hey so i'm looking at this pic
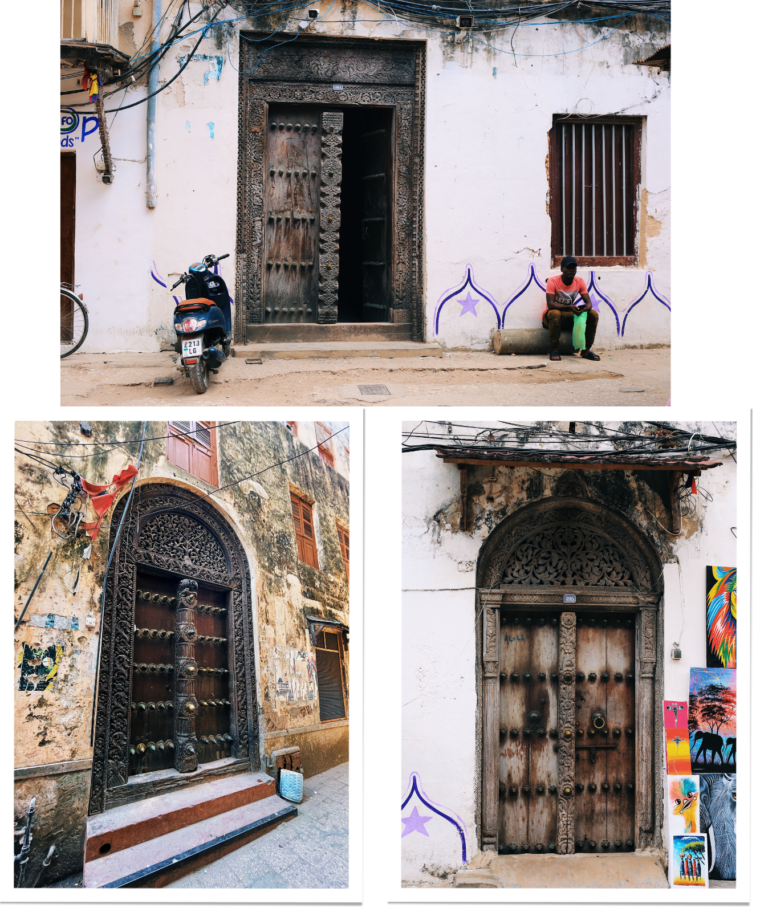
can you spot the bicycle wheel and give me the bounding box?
[60,288,89,358]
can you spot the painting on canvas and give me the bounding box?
[688,667,736,774]
[663,700,688,729]
[667,775,700,834]
[706,566,736,668]
[700,774,736,881]
[671,835,709,887]
[665,729,691,775]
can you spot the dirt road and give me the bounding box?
[61,349,669,407]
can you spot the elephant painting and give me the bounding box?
[691,731,725,769]
[723,737,736,765]
[699,774,736,881]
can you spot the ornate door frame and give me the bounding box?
[89,483,259,815]
[235,35,426,342]
[476,496,665,855]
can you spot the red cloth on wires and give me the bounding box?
[80,465,139,538]
[690,475,697,495]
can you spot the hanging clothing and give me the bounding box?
[80,465,139,538]
[81,66,101,102]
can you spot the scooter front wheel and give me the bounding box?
[188,358,209,394]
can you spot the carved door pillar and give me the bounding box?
[174,579,200,773]
[481,603,500,852]
[636,607,657,846]
[557,611,577,854]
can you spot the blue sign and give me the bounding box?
[563,594,576,604]
[60,107,99,147]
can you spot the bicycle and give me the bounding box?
[60,283,89,358]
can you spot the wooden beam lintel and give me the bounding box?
[442,457,704,474]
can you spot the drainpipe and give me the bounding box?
[146,0,161,208]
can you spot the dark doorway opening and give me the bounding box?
[61,152,76,340]
[338,106,393,323]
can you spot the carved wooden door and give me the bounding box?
[263,106,342,324]
[498,609,636,855]
[128,571,233,778]
[359,109,392,322]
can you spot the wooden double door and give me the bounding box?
[498,609,636,854]
[128,571,233,777]
[263,105,392,324]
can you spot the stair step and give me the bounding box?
[234,340,442,360]
[246,322,413,343]
[84,794,295,888]
[85,770,276,862]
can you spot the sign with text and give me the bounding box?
[60,108,100,147]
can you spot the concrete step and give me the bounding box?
[84,793,295,888]
[85,770,276,863]
[246,322,413,342]
[233,340,442,360]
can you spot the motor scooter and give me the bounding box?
[170,253,232,394]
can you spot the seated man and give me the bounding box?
[542,256,600,362]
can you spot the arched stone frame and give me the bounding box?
[88,482,259,815]
[474,496,665,856]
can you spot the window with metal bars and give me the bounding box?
[550,117,642,267]
[291,492,319,569]
[315,629,347,722]
[336,523,349,582]
[166,421,218,486]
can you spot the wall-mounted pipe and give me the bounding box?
[146,0,161,208]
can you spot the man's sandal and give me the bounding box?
[581,350,601,361]
[550,351,561,361]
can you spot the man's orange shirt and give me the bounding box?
[543,275,589,317]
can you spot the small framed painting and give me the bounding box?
[671,834,709,888]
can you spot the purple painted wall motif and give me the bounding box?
[401,771,468,863]
[434,265,501,335]
[621,271,671,336]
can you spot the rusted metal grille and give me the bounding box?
[551,119,642,266]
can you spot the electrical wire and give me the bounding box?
[15,422,241,450]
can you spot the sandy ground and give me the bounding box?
[61,348,670,407]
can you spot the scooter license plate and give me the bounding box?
[182,338,203,359]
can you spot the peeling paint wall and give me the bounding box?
[401,421,736,885]
[14,420,349,884]
[62,1,669,352]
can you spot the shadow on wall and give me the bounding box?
[434,262,670,343]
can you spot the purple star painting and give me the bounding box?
[401,772,468,862]
[457,291,479,317]
[401,806,433,837]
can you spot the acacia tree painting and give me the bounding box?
[688,668,736,773]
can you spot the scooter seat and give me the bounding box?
[176,298,216,311]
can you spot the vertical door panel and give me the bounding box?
[605,617,636,848]
[574,621,607,849]
[359,110,392,321]
[264,106,321,323]
[526,617,559,851]
[499,614,530,850]
[60,153,76,341]
[194,586,233,764]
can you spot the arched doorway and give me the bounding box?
[89,483,258,815]
[476,496,664,857]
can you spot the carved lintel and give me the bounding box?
[488,587,658,608]
[174,579,199,773]
[557,611,576,854]
[317,111,342,324]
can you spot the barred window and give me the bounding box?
[550,117,642,267]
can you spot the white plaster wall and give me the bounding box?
[64,2,669,352]
[401,422,736,882]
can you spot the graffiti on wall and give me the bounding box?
[401,772,468,863]
[706,566,736,669]
[273,646,317,704]
[434,262,670,338]
[17,645,65,692]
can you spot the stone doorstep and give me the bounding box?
[84,794,295,889]
[245,322,413,343]
[85,771,276,862]
[454,853,668,889]
[233,341,443,360]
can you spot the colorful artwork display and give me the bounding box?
[667,776,700,834]
[700,774,736,881]
[665,729,692,775]
[671,835,708,888]
[706,567,736,668]
[688,668,736,773]
[664,700,688,729]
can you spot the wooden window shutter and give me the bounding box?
[291,492,319,569]
[316,422,335,469]
[167,421,218,486]
[337,524,349,582]
[315,635,346,722]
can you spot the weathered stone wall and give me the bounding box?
[14,420,349,884]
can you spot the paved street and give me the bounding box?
[167,762,349,889]
[61,349,670,407]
